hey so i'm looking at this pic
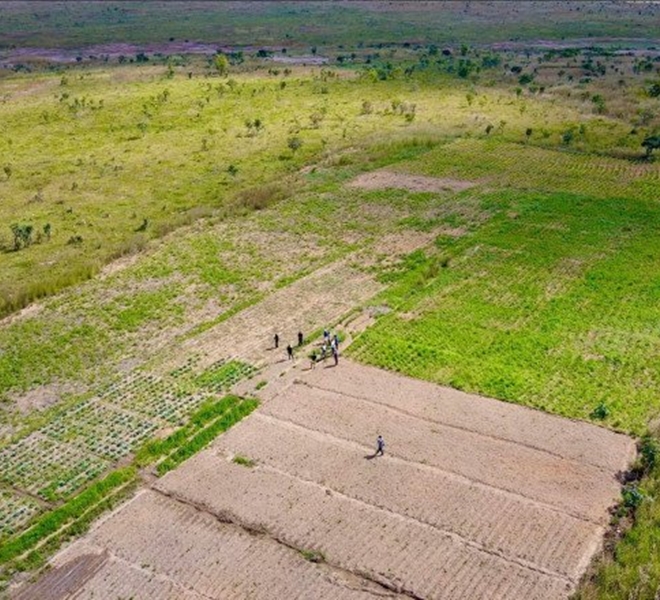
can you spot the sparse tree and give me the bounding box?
[214,53,229,77]
[287,136,302,153]
[10,223,33,250]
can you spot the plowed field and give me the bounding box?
[15,361,634,600]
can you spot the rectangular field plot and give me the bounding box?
[0,433,110,501]
[41,400,157,461]
[20,362,635,600]
[54,490,387,600]
[0,491,40,538]
[102,373,208,425]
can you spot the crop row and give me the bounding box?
[0,434,110,502]
[195,360,259,393]
[41,400,157,462]
[0,358,258,545]
[0,394,258,582]
[0,467,137,576]
[349,187,660,434]
[157,397,259,475]
[0,492,40,539]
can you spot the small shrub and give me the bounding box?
[10,223,34,250]
[622,484,644,511]
[299,549,325,563]
[287,136,303,153]
[66,235,83,246]
[640,435,659,472]
[590,401,610,420]
[234,184,287,212]
[232,455,255,468]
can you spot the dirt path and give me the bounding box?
[16,360,634,600]
[156,258,384,375]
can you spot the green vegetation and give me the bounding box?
[157,398,258,475]
[348,141,660,434]
[134,394,241,467]
[232,455,256,468]
[0,392,256,584]
[2,3,660,597]
[0,467,135,571]
[1,2,658,50]
[299,548,326,563]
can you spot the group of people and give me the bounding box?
[272,328,340,367]
[271,328,385,458]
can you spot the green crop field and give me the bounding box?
[1,1,660,598]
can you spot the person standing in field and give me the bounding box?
[287,343,294,360]
[375,435,385,456]
[298,331,304,346]
[274,333,279,349]
[332,345,339,366]
[310,349,317,369]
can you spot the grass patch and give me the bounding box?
[134,395,240,468]
[232,455,256,468]
[299,548,326,563]
[157,398,258,475]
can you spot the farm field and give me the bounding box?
[2,1,660,598]
[14,362,634,600]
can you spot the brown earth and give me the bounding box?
[15,360,635,600]
[348,171,477,194]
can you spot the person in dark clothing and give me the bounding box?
[375,435,385,456]
[274,333,279,349]
[332,346,339,366]
[298,331,304,346]
[287,343,294,360]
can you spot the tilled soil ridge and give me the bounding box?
[15,362,634,600]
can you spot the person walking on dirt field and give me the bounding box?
[375,435,385,456]
[332,345,339,366]
[298,331,304,346]
[287,343,294,360]
[274,333,279,349]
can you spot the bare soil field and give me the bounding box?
[16,360,634,600]
[348,171,477,194]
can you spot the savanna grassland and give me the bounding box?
[1,1,660,598]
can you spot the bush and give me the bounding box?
[234,183,288,212]
[622,484,644,511]
[640,435,659,472]
[591,401,610,420]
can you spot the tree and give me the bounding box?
[642,135,660,157]
[287,136,302,153]
[10,223,33,250]
[214,53,229,77]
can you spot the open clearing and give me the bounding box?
[18,360,634,600]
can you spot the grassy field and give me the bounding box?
[1,1,660,50]
[1,2,660,598]
[2,38,658,317]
